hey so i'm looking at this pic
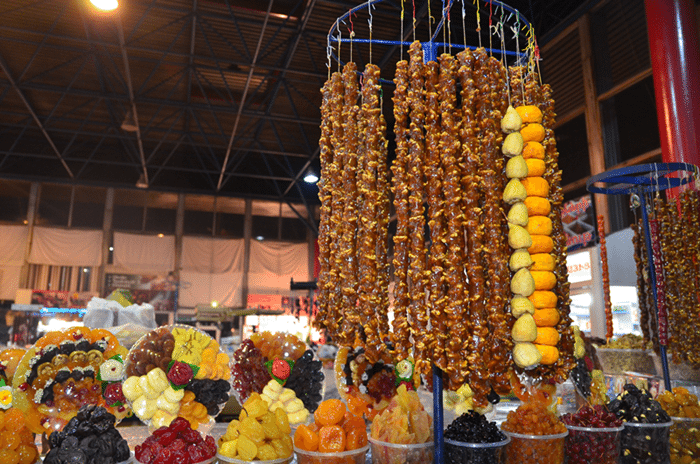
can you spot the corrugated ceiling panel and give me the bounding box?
[540,28,584,118]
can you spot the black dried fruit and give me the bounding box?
[114,440,130,461]
[48,430,65,449]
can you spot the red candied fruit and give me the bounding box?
[136,414,216,464]
[167,361,193,386]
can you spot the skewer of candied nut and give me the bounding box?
[456,48,490,405]
[315,78,333,332]
[390,60,412,361]
[437,52,466,387]
[338,62,360,346]
[483,54,514,395]
[424,58,449,372]
[597,215,613,341]
[406,41,431,377]
[316,72,346,343]
[633,220,651,346]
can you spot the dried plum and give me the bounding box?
[286,349,325,412]
[47,405,130,464]
[444,411,507,464]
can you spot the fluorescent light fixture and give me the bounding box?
[304,170,319,184]
[90,0,118,12]
[211,301,218,308]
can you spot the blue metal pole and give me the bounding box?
[638,188,672,390]
[433,365,444,464]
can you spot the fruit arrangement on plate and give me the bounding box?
[123,325,231,431]
[0,407,40,464]
[0,348,26,384]
[334,347,416,420]
[12,327,130,434]
[231,332,324,425]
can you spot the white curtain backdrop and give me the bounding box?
[181,237,244,273]
[0,225,28,266]
[178,237,245,307]
[113,232,175,273]
[248,241,309,295]
[29,227,102,266]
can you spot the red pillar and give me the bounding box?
[645,0,700,166]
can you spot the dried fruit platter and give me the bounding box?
[124,324,232,432]
[12,327,130,434]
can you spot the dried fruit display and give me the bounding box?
[0,349,26,384]
[657,387,700,464]
[124,325,230,431]
[284,350,324,413]
[259,379,309,425]
[293,398,367,455]
[135,416,216,464]
[444,411,507,464]
[45,405,130,464]
[230,339,271,403]
[12,327,130,433]
[249,331,306,362]
[561,405,623,464]
[370,385,432,445]
[218,392,293,462]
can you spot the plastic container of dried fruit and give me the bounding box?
[295,445,369,464]
[215,453,293,464]
[594,347,655,375]
[502,430,568,464]
[368,437,433,464]
[670,417,700,463]
[564,424,622,464]
[621,421,672,464]
[123,324,232,433]
[444,436,509,464]
[650,353,700,382]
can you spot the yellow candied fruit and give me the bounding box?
[260,412,281,440]
[219,440,238,458]
[274,407,291,435]
[256,443,277,461]
[240,416,265,445]
[236,435,258,461]
[243,394,268,419]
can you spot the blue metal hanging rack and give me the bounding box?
[587,162,699,391]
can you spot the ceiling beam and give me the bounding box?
[0,52,74,178]
[217,0,275,191]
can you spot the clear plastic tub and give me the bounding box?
[564,424,623,464]
[444,437,509,464]
[621,421,672,464]
[368,437,433,464]
[503,430,567,464]
[294,445,369,464]
[595,348,655,375]
[215,454,293,464]
[670,417,700,463]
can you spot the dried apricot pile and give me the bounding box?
[218,392,293,461]
[250,331,306,361]
[657,387,700,464]
[293,398,367,454]
[501,390,566,464]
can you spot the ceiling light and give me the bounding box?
[121,110,138,132]
[109,246,114,251]
[211,301,218,308]
[90,0,118,11]
[303,170,319,184]
[157,233,164,238]
[256,235,264,241]
[136,174,148,189]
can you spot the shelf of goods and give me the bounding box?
[587,162,700,390]
[315,0,576,462]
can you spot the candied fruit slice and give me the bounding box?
[314,399,346,426]
[260,412,281,440]
[242,396,267,419]
[219,440,237,458]
[256,443,277,461]
[273,407,291,435]
[346,427,368,450]
[239,416,265,445]
[236,435,258,461]
[341,413,365,433]
[294,424,320,452]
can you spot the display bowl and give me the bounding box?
[502,431,567,464]
[231,332,324,426]
[620,421,672,464]
[670,417,700,463]
[368,437,433,464]
[295,445,369,464]
[650,353,700,382]
[444,437,509,464]
[564,424,622,464]
[594,347,654,375]
[216,454,293,464]
[123,324,232,433]
[12,327,130,434]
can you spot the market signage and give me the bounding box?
[566,250,593,284]
[562,194,596,251]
